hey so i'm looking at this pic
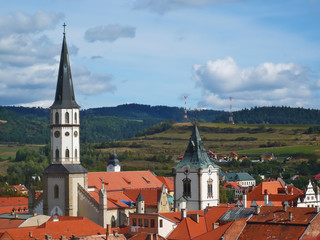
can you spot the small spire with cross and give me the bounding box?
[63,23,67,35]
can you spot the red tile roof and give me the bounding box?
[0,219,25,229]
[238,206,318,240]
[123,188,161,207]
[156,210,204,223]
[156,176,174,192]
[247,181,303,206]
[193,221,233,240]
[128,232,165,240]
[89,190,134,209]
[167,215,207,240]
[203,206,231,230]
[238,223,306,240]
[3,216,106,239]
[0,197,28,214]
[0,197,28,207]
[88,171,163,192]
[224,182,243,190]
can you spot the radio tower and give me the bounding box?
[229,96,234,124]
[184,96,188,121]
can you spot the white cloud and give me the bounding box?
[0,11,64,36]
[133,0,243,14]
[193,57,313,110]
[72,65,116,95]
[84,24,136,43]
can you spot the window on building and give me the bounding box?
[144,219,149,227]
[183,178,191,198]
[74,112,77,123]
[54,185,59,199]
[55,149,59,161]
[150,219,155,228]
[55,112,59,124]
[132,218,137,226]
[65,149,70,159]
[75,149,78,159]
[111,216,116,228]
[65,112,69,124]
[159,219,163,228]
[138,218,143,227]
[207,179,213,198]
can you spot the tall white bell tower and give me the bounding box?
[42,25,88,217]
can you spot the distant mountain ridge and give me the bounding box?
[1,104,320,144]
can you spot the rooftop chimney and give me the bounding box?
[181,208,187,219]
[264,189,269,206]
[289,212,293,221]
[243,190,247,208]
[315,206,320,213]
[283,201,289,212]
[254,205,261,215]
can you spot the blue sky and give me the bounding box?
[1,0,320,110]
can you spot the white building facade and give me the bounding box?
[173,124,220,211]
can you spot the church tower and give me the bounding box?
[42,25,88,216]
[173,123,220,210]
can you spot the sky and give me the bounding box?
[1,0,320,111]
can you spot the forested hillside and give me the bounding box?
[1,104,320,144]
[214,106,320,124]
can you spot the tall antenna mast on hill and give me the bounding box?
[184,96,188,122]
[229,96,234,124]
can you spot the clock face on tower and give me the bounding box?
[54,131,60,138]
[74,131,78,137]
[65,131,70,136]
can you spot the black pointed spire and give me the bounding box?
[173,123,219,169]
[51,25,79,109]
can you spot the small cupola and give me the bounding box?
[106,152,121,172]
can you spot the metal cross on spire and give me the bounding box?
[63,23,67,35]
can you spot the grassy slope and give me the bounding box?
[96,123,320,175]
[1,122,320,176]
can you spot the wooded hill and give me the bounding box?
[1,104,320,144]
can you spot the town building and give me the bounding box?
[28,30,173,228]
[172,124,220,211]
[246,180,303,207]
[297,180,320,208]
[223,172,256,188]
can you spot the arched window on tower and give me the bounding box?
[74,112,77,124]
[111,215,116,228]
[55,112,59,124]
[207,179,213,198]
[183,178,191,198]
[55,149,59,162]
[65,149,69,159]
[54,185,59,199]
[75,149,78,160]
[65,112,69,124]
